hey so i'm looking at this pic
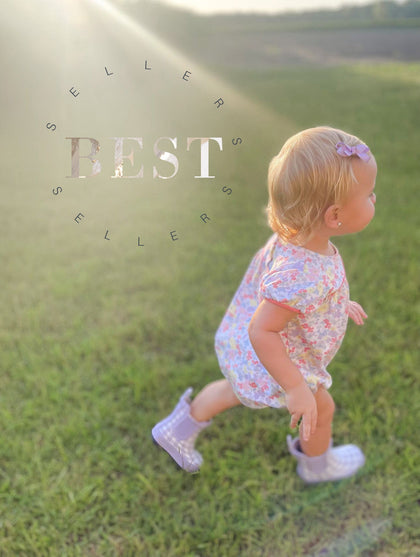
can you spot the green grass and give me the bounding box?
[1,60,419,555]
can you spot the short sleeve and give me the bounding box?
[259,259,326,315]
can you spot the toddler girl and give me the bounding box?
[152,126,377,483]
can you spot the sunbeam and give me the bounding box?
[82,0,294,133]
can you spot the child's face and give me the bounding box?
[338,156,377,234]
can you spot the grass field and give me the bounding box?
[1,8,419,553]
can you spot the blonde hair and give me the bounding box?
[267,126,370,245]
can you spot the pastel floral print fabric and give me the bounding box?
[215,234,349,408]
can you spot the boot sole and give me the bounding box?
[151,432,201,474]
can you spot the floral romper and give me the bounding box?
[215,233,350,408]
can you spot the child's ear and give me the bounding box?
[324,204,341,229]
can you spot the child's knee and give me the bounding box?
[315,387,335,425]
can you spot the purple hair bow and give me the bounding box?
[336,142,371,162]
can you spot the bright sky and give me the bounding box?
[159,0,398,15]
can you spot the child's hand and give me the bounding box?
[286,383,317,442]
[348,300,368,326]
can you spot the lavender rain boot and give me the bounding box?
[151,388,212,473]
[287,435,365,484]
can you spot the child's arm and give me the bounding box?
[248,299,317,441]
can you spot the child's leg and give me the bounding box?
[152,379,241,472]
[299,386,335,457]
[287,386,365,483]
[190,379,242,422]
